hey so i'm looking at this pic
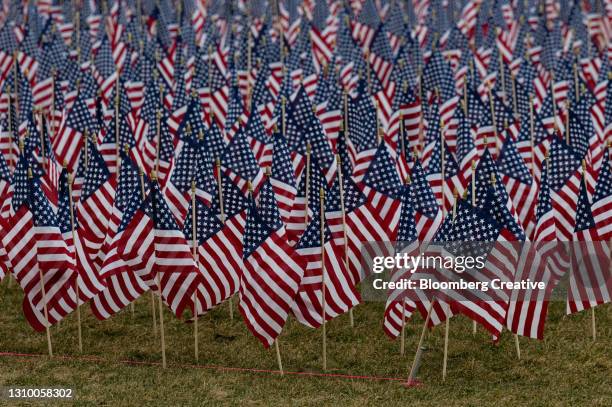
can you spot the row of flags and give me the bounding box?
[0,0,610,349]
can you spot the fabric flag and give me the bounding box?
[383,181,419,339]
[291,179,360,328]
[117,178,203,318]
[567,172,611,314]
[239,179,305,347]
[57,167,106,304]
[183,191,243,315]
[0,170,77,331]
[76,139,116,260]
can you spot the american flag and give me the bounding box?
[117,178,203,318]
[1,170,77,331]
[76,139,116,260]
[291,182,360,328]
[567,173,611,314]
[183,191,243,315]
[240,179,305,347]
[0,0,610,346]
[383,182,418,339]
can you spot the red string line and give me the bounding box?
[0,351,406,382]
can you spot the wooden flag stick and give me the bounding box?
[275,339,284,375]
[400,173,412,355]
[281,96,286,137]
[440,118,446,219]
[320,186,327,371]
[155,110,161,175]
[140,168,157,333]
[565,100,571,145]
[443,191,460,381]
[529,94,535,175]
[511,74,518,118]
[7,86,13,172]
[51,69,56,140]
[12,52,19,114]
[215,158,233,320]
[365,49,371,92]
[399,111,405,159]
[471,160,477,335]
[550,72,557,119]
[497,35,506,103]
[207,44,213,88]
[115,73,120,164]
[463,79,468,116]
[487,84,499,159]
[336,154,354,328]
[407,299,436,384]
[36,110,45,172]
[573,62,580,102]
[514,333,521,359]
[67,171,83,353]
[29,168,53,357]
[400,298,407,356]
[191,180,199,362]
[343,91,349,139]
[151,171,167,369]
[305,142,311,228]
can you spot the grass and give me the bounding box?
[0,277,610,406]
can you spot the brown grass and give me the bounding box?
[0,278,610,406]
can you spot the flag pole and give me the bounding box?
[550,72,557,119]
[400,297,407,356]
[115,72,120,166]
[400,173,412,356]
[440,116,446,218]
[443,190,459,381]
[67,169,83,353]
[342,91,357,327]
[29,167,53,357]
[7,86,13,172]
[417,69,424,151]
[151,171,167,369]
[281,96,286,137]
[399,111,405,159]
[12,51,19,115]
[336,153,354,328]
[497,33,506,104]
[529,94,535,175]
[215,157,233,320]
[275,339,284,375]
[140,168,157,333]
[155,110,161,175]
[208,44,213,96]
[486,83,499,159]
[580,159,597,341]
[463,78,468,116]
[51,68,56,149]
[406,299,436,385]
[565,100,570,145]
[471,160,477,336]
[36,109,45,172]
[191,180,199,362]
[320,186,327,371]
[305,142,311,228]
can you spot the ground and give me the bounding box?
[0,279,610,406]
